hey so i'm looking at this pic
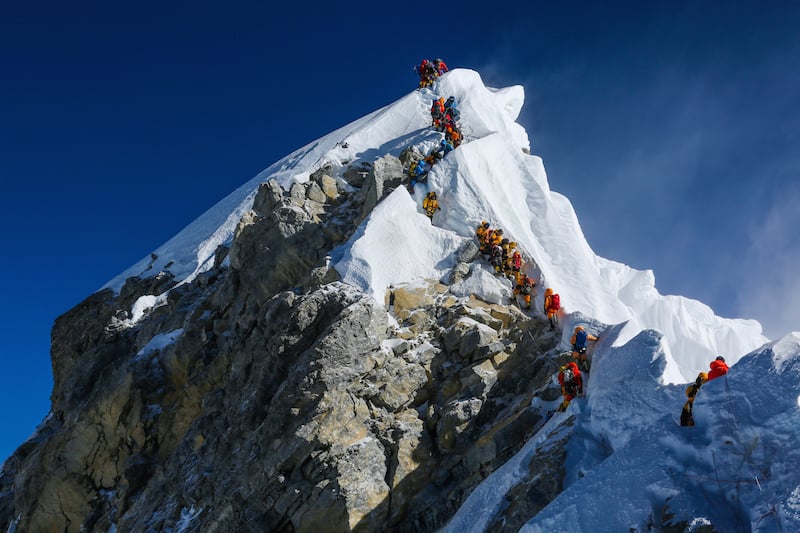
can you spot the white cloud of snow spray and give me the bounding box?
[739,182,800,338]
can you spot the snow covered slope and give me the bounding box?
[99,67,794,531]
[446,330,800,532]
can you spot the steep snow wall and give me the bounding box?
[447,329,800,532]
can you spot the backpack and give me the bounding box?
[551,293,560,310]
[574,329,588,349]
[562,367,574,384]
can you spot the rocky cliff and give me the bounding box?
[0,157,569,532]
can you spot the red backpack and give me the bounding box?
[551,293,561,311]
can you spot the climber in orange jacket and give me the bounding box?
[513,272,535,310]
[543,288,561,330]
[707,356,729,380]
[476,222,492,254]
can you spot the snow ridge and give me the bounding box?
[98,68,798,531]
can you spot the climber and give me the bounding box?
[544,288,560,330]
[558,361,583,411]
[414,59,428,84]
[500,238,511,257]
[407,159,428,193]
[500,240,514,274]
[424,150,441,166]
[510,249,522,273]
[707,356,729,381]
[489,228,504,247]
[476,221,490,243]
[433,58,448,75]
[513,272,535,310]
[478,223,493,254]
[422,191,441,220]
[680,372,708,427]
[439,137,455,157]
[500,238,510,262]
[445,125,462,148]
[490,244,504,274]
[444,96,457,116]
[414,59,437,88]
[431,97,445,129]
[570,325,598,372]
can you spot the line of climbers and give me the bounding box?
[414,58,448,89]
[404,64,463,224]
[555,325,599,410]
[405,126,456,196]
[554,326,598,411]
[474,221,561,325]
[412,59,595,415]
[409,59,734,425]
[430,96,463,148]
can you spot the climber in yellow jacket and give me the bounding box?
[490,228,504,247]
[422,191,441,220]
[680,372,708,426]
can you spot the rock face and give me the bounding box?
[0,159,568,533]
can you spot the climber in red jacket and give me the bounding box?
[707,356,729,381]
[557,361,583,411]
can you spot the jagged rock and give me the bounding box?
[304,198,326,221]
[489,304,520,329]
[343,161,372,187]
[448,262,471,285]
[358,154,404,220]
[2,234,563,533]
[455,240,480,263]
[436,398,483,452]
[486,422,572,532]
[309,163,334,181]
[306,181,327,204]
[442,317,499,359]
[290,182,306,207]
[234,209,257,236]
[467,308,504,332]
[319,174,339,200]
[253,179,285,215]
[389,285,436,319]
[374,154,404,186]
[49,288,132,414]
[365,355,428,412]
[399,146,423,168]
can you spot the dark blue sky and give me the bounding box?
[1,1,798,461]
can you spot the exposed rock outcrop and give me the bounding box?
[0,157,568,532]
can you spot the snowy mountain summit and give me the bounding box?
[3,68,798,532]
[108,68,765,382]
